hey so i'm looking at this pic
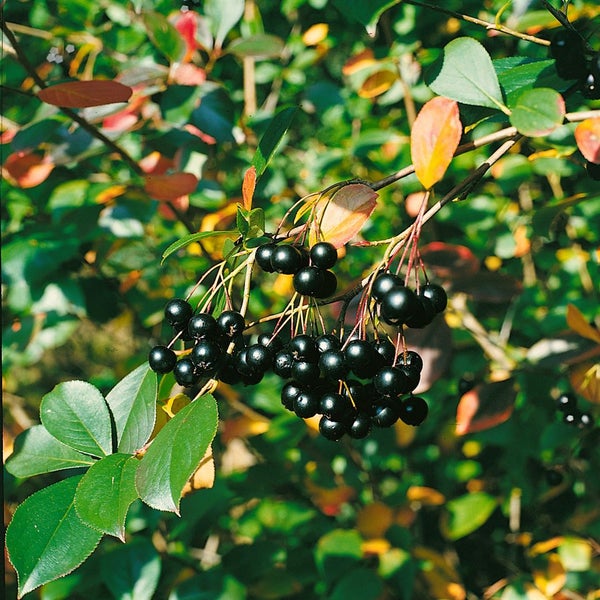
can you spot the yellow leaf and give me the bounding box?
[95,185,127,204]
[406,486,446,506]
[162,393,191,418]
[411,97,462,189]
[302,23,329,46]
[221,414,269,442]
[569,361,600,404]
[342,49,376,76]
[530,537,564,556]
[361,538,391,556]
[358,69,397,98]
[533,554,566,597]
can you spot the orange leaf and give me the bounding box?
[569,361,600,404]
[342,49,376,76]
[411,97,462,189]
[305,479,356,516]
[406,486,446,506]
[144,172,198,201]
[356,502,395,538]
[567,303,600,344]
[38,80,132,108]
[310,183,378,248]
[2,151,54,188]
[455,378,516,435]
[574,118,600,164]
[158,194,190,220]
[242,166,256,211]
[358,69,397,98]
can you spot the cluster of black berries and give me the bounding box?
[372,272,447,329]
[556,392,594,430]
[255,241,338,298]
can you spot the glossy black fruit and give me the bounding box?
[164,298,193,326]
[256,333,283,352]
[344,339,377,378]
[398,396,428,425]
[320,270,338,298]
[293,266,326,296]
[578,412,594,429]
[556,392,578,412]
[270,244,305,274]
[380,286,419,324]
[373,338,396,367]
[310,241,338,269]
[405,296,436,328]
[255,243,277,272]
[373,366,407,398]
[174,358,199,387]
[281,381,303,410]
[288,334,319,363]
[320,392,354,421]
[191,338,223,374]
[217,310,245,337]
[319,416,346,441]
[371,272,404,302]
[396,364,420,393]
[234,348,256,377]
[291,360,321,385]
[315,334,341,354]
[273,350,294,378]
[421,283,448,313]
[294,390,320,418]
[372,402,398,427]
[396,350,423,373]
[319,349,349,381]
[245,343,273,373]
[582,71,600,99]
[148,345,177,373]
[348,413,372,439]
[188,313,218,339]
[563,411,579,425]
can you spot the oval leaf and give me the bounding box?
[3,151,54,188]
[40,381,113,457]
[358,69,397,99]
[38,80,132,108]
[205,0,245,48]
[144,172,198,201]
[455,378,516,435]
[6,476,103,598]
[311,183,378,248]
[227,34,284,59]
[441,492,497,540]
[162,230,238,263]
[427,37,507,112]
[105,364,157,454]
[252,106,297,178]
[242,166,257,211]
[574,118,600,164]
[6,425,94,478]
[509,88,565,137]
[135,394,218,513]
[75,453,139,540]
[411,97,462,189]
[143,11,185,63]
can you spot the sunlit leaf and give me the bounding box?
[227,34,284,59]
[144,172,198,201]
[342,49,376,75]
[38,80,132,108]
[358,70,397,98]
[242,166,256,211]
[205,0,244,49]
[173,10,199,62]
[310,183,378,248]
[509,88,565,137]
[569,361,600,404]
[162,230,238,262]
[566,303,600,343]
[406,486,446,506]
[143,12,185,63]
[411,97,462,189]
[574,118,600,164]
[557,537,593,571]
[441,492,497,540]
[302,23,329,46]
[455,379,516,435]
[533,553,566,597]
[356,502,394,539]
[315,529,363,583]
[170,63,207,86]
[181,446,215,496]
[2,151,54,188]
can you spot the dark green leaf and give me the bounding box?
[329,568,384,600]
[40,381,113,457]
[332,0,401,35]
[441,492,497,540]
[252,107,297,177]
[532,196,588,239]
[6,476,103,598]
[227,34,284,59]
[75,453,139,540]
[6,425,94,478]
[496,58,563,104]
[100,538,161,600]
[105,363,157,454]
[143,11,185,63]
[315,529,363,584]
[162,231,237,263]
[135,395,218,513]
[192,86,236,143]
[427,37,507,112]
[509,88,565,136]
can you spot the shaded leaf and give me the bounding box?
[227,34,284,59]
[441,492,497,540]
[509,88,565,136]
[358,70,397,99]
[574,118,600,164]
[310,183,378,248]
[105,363,157,454]
[40,381,113,457]
[75,454,139,540]
[411,97,462,189]
[144,172,198,201]
[2,151,54,188]
[413,546,466,600]
[527,333,600,367]
[427,38,507,112]
[6,476,102,598]
[329,568,384,600]
[332,0,402,36]
[453,271,523,303]
[455,379,516,435]
[315,529,363,584]
[420,242,479,279]
[531,195,587,239]
[135,395,218,513]
[162,230,238,263]
[356,502,394,539]
[143,11,185,63]
[6,425,94,478]
[38,80,132,108]
[566,303,600,343]
[252,107,297,178]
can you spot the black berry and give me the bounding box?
[310,242,338,269]
[380,286,420,325]
[191,339,223,375]
[556,393,578,412]
[149,345,177,374]
[319,416,346,441]
[174,358,199,387]
[294,390,320,418]
[288,334,319,363]
[188,313,218,339]
[281,381,303,410]
[319,349,349,381]
[293,266,326,296]
[420,283,448,313]
[217,310,245,337]
[270,244,305,274]
[320,392,354,421]
[398,396,428,425]
[348,413,372,439]
[164,298,193,326]
[372,272,403,302]
[255,243,277,272]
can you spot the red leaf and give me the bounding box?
[144,172,198,201]
[38,80,132,108]
[183,124,217,145]
[455,379,516,435]
[411,97,462,189]
[420,242,479,279]
[174,11,199,62]
[310,183,378,248]
[159,194,190,220]
[3,151,54,188]
[242,167,256,211]
[574,118,600,164]
[170,63,206,86]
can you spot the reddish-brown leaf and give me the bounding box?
[574,118,600,164]
[38,80,132,108]
[144,172,198,201]
[139,152,175,175]
[310,183,378,248]
[411,97,462,189]
[242,166,257,211]
[455,379,516,435]
[358,69,397,98]
[2,151,54,188]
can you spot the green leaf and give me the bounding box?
[143,11,185,63]
[332,0,401,36]
[40,381,114,457]
[75,453,139,541]
[509,88,565,137]
[105,364,157,454]
[531,196,587,239]
[227,34,284,59]
[162,231,238,263]
[427,37,508,112]
[315,529,363,584]
[192,86,236,143]
[100,538,161,600]
[6,425,95,478]
[135,395,218,513]
[252,107,297,178]
[496,58,563,105]
[6,476,103,598]
[329,568,385,600]
[441,492,497,540]
[205,0,245,49]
